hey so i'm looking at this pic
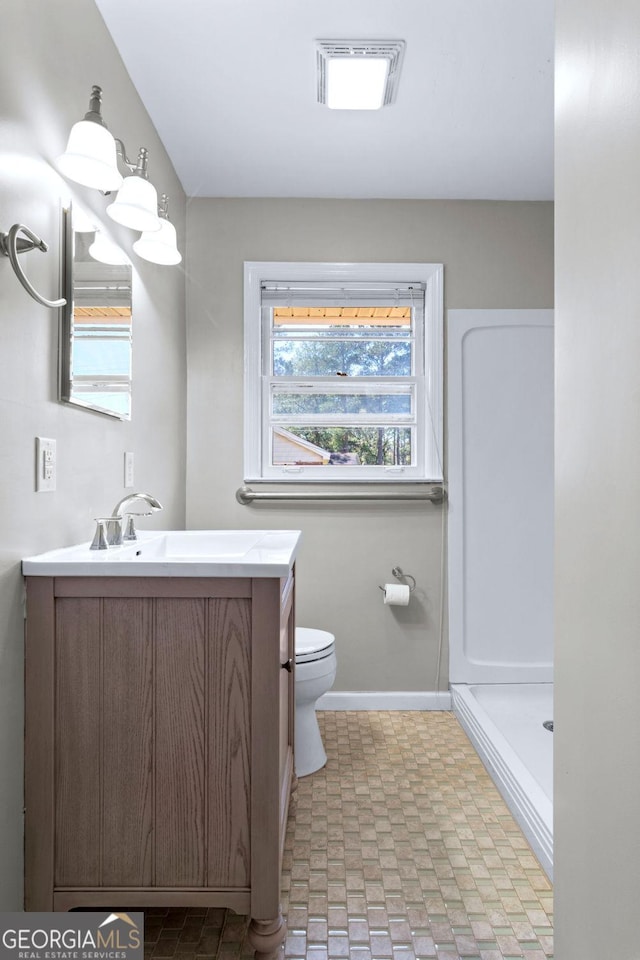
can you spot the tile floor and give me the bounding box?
[144,712,553,960]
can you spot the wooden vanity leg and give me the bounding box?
[247,913,287,960]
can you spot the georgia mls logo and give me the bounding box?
[98,913,140,947]
[96,914,141,950]
[0,911,144,960]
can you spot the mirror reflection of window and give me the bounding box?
[66,229,133,420]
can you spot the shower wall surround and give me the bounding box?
[0,0,186,909]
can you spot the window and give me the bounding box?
[244,262,443,482]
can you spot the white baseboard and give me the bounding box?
[316,690,452,711]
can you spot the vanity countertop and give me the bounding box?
[22,529,302,578]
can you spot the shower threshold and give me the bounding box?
[451,682,553,881]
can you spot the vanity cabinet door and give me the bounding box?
[53,594,252,890]
[26,580,253,904]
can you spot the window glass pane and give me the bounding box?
[273,339,411,377]
[272,426,412,466]
[272,391,412,417]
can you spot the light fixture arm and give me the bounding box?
[132,147,151,179]
[83,85,109,127]
[158,194,170,220]
[113,140,151,179]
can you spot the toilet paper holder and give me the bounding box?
[378,566,416,593]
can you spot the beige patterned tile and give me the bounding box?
[412,933,437,956]
[327,906,348,928]
[139,712,553,960]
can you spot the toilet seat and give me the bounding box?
[295,627,335,664]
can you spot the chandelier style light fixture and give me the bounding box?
[57,86,181,265]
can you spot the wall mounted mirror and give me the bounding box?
[59,204,133,420]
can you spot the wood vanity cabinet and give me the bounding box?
[24,570,296,959]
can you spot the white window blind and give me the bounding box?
[260,281,425,307]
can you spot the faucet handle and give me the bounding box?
[105,516,124,546]
[122,511,152,541]
[90,519,109,551]
[123,515,137,541]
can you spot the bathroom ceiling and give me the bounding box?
[94,0,554,201]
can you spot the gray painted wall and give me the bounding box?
[0,0,187,908]
[555,0,640,955]
[185,199,554,692]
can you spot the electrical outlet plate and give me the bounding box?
[124,451,135,488]
[36,437,56,492]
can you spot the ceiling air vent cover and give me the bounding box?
[316,40,406,109]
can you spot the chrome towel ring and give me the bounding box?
[0,223,66,309]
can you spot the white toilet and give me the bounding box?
[294,627,337,777]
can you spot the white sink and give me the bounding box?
[139,530,269,558]
[22,529,302,578]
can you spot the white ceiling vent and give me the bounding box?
[316,40,406,110]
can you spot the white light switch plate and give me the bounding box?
[36,437,56,492]
[124,451,135,488]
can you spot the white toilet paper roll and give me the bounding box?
[383,583,411,606]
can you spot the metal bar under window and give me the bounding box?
[236,484,446,505]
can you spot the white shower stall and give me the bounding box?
[447,309,554,878]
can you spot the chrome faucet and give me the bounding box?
[109,492,163,544]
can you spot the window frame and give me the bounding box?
[244,261,443,483]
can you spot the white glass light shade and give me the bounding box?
[133,218,182,265]
[106,175,161,232]
[72,205,99,233]
[88,232,130,266]
[326,57,390,109]
[57,120,123,191]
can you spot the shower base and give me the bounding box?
[451,682,553,880]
